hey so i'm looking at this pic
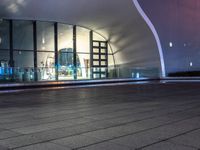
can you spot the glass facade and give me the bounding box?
[13,20,33,50]
[0,19,116,82]
[37,22,55,51]
[76,27,90,53]
[37,52,55,81]
[58,24,74,80]
[0,20,10,50]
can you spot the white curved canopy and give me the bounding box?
[0,0,163,76]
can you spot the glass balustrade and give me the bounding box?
[0,66,160,83]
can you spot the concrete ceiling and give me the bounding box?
[0,0,162,76]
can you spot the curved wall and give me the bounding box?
[0,0,163,77]
[139,0,200,75]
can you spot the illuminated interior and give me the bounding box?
[0,19,115,81]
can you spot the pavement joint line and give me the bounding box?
[168,139,200,150]
[135,127,200,150]
[0,96,160,116]
[0,100,197,126]
[73,115,200,150]
[0,90,198,116]
[1,83,200,149]
[2,101,200,130]
[0,103,167,124]
[8,107,200,149]
[10,98,200,118]
[0,100,161,115]
[7,103,200,135]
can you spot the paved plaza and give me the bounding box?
[0,82,200,150]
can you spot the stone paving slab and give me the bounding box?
[141,141,196,150]
[14,142,70,150]
[0,82,200,150]
[170,129,200,149]
[52,134,102,149]
[79,141,132,150]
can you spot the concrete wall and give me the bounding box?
[139,0,200,75]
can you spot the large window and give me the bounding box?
[58,24,73,80]
[76,27,91,79]
[13,20,34,82]
[14,51,34,67]
[76,27,90,53]
[0,20,9,50]
[13,51,34,82]
[0,19,115,82]
[37,52,55,81]
[77,53,90,79]
[37,22,55,81]
[0,50,10,79]
[13,21,33,50]
[0,50,10,77]
[0,20,10,73]
[37,22,54,51]
[58,24,73,51]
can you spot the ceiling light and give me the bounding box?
[169,42,173,48]
[190,62,193,67]
[42,38,45,44]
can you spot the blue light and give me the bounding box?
[9,68,13,75]
[0,67,2,75]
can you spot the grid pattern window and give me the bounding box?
[0,19,115,82]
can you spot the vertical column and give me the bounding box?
[99,41,101,79]
[9,20,14,80]
[105,41,109,78]
[73,25,77,80]
[9,20,14,67]
[54,22,58,81]
[90,31,93,79]
[33,21,38,81]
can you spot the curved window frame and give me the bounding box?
[0,19,115,81]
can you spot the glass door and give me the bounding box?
[91,41,108,79]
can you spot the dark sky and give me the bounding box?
[139,0,200,74]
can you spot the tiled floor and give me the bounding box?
[0,82,200,150]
